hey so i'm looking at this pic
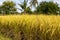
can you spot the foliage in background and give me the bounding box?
[0,1,17,14]
[19,0,32,14]
[30,0,38,7]
[36,1,59,14]
[0,0,60,15]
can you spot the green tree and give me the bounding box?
[30,0,38,7]
[1,1,17,14]
[26,7,32,14]
[0,6,3,14]
[19,0,32,14]
[36,1,59,14]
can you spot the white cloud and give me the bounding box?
[0,1,2,5]
[54,0,60,4]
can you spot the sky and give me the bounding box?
[0,0,60,12]
[0,0,60,6]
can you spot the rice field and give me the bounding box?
[0,15,60,40]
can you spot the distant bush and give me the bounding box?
[36,1,59,15]
[0,1,17,14]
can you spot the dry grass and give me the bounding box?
[0,15,60,40]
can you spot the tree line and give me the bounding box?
[0,0,60,15]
